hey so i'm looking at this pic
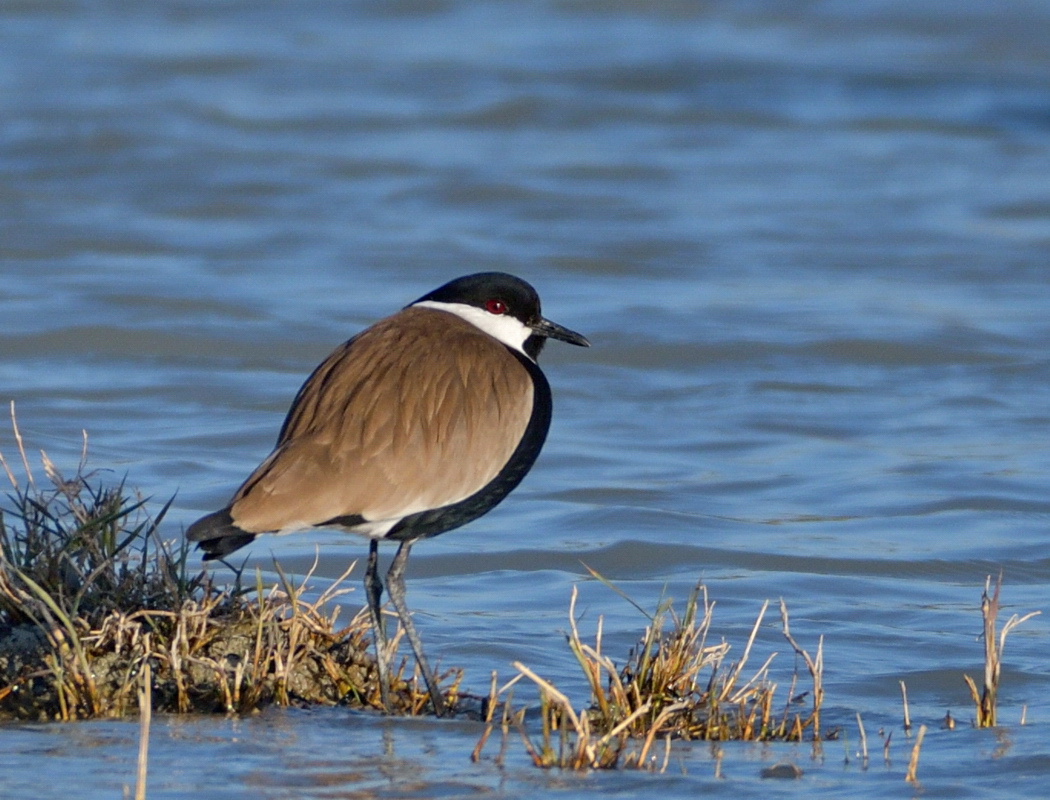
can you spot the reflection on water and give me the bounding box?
[2,707,1048,799]
[2,0,1050,797]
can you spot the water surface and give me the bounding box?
[2,1,1049,797]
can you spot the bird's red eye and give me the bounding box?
[485,299,508,315]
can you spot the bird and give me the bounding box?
[186,272,590,716]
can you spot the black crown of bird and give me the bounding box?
[187,272,589,716]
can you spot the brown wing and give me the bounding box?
[228,306,534,533]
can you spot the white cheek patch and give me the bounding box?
[413,300,534,357]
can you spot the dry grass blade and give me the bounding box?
[135,662,152,800]
[856,711,868,768]
[580,562,653,621]
[963,574,1040,728]
[779,598,824,741]
[722,601,770,704]
[904,724,927,784]
[899,680,911,734]
[9,402,34,489]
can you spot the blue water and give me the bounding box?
[2,1,1049,797]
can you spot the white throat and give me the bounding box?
[413,300,534,358]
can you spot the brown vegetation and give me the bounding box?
[0,408,456,720]
[473,576,826,770]
[963,573,1039,728]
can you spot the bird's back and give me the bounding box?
[227,306,538,536]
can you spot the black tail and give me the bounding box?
[186,508,257,560]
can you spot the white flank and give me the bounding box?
[277,516,400,539]
[413,300,533,357]
[339,518,401,539]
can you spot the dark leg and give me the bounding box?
[365,538,391,711]
[385,541,448,717]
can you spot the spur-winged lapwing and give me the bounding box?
[187,272,589,716]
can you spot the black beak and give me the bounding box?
[531,317,590,348]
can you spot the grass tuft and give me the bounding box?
[0,406,455,720]
[474,578,826,770]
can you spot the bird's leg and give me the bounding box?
[385,541,449,717]
[365,538,392,712]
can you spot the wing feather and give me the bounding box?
[229,307,533,533]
